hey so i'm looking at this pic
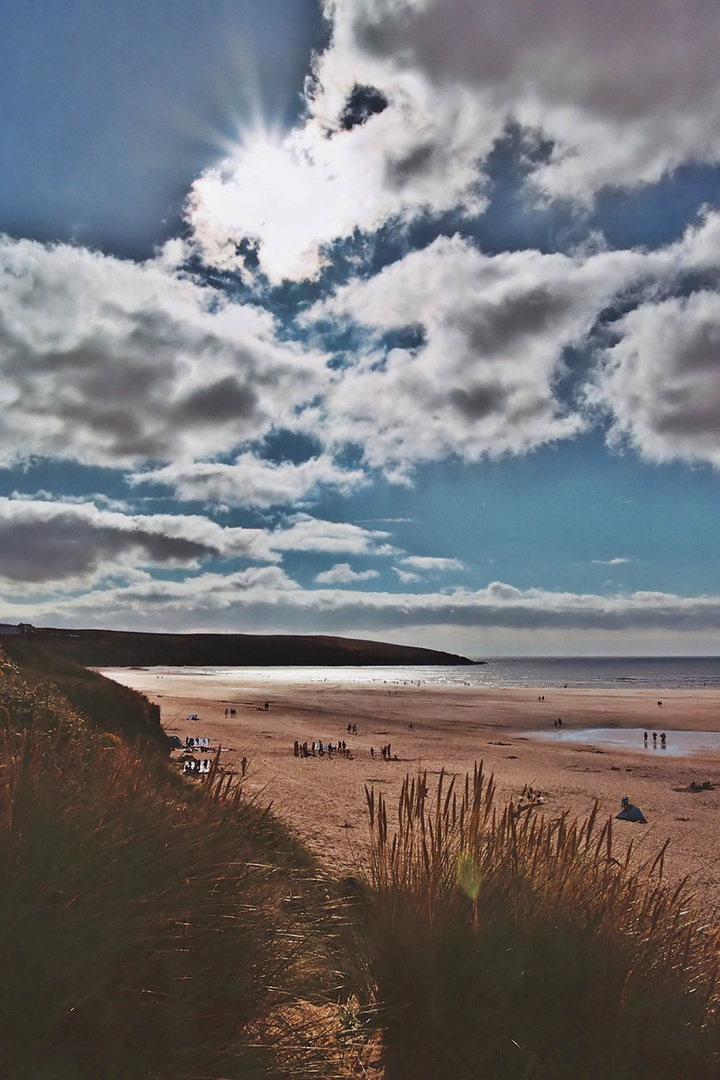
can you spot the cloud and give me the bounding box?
[0,497,276,587]
[392,567,420,583]
[186,0,720,283]
[0,498,410,589]
[131,453,366,507]
[9,570,720,641]
[592,558,631,566]
[326,0,720,202]
[591,290,720,467]
[402,555,465,572]
[270,513,398,555]
[0,236,326,469]
[311,234,656,471]
[315,562,380,583]
[186,80,488,283]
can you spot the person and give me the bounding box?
[370,747,374,757]
[644,730,648,744]
[241,756,248,777]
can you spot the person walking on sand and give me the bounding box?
[644,730,648,744]
[241,756,247,777]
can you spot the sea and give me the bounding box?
[159,656,720,691]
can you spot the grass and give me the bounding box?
[362,765,720,1080]
[6,639,720,1080]
[0,652,377,1080]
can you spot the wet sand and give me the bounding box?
[100,669,720,910]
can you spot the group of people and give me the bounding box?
[371,743,395,760]
[644,730,667,747]
[224,707,238,716]
[293,739,353,759]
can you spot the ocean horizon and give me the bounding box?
[139,656,720,692]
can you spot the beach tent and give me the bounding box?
[616,800,647,824]
[168,735,183,749]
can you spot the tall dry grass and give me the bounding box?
[0,654,376,1080]
[363,764,720,1080]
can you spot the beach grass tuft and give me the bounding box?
[363,764,720,1079]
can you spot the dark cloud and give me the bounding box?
[177,377,258,424]
[385,143,436,188]
[449,383,507,421]
[0,516,212,584]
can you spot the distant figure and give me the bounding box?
[644,730,648,744]
[371,747,374,757]
[224,707,228,717]
[557,718,563,728]
[660,732,666,748]
[653,731,657,744]
[554,719,558,728]
[241,756,248,777]
[264,701,269,711]
[408,723,414,730]
[658,701,663,707]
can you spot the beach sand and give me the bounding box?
[100,669,720,910]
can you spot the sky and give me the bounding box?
[1,0,720,657]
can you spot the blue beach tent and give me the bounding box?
[616,797,647,824]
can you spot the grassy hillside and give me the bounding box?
[1,635,167,750]
[12,625,476,668]
[0,649,377,1080]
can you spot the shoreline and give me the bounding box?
[100,669,720,911]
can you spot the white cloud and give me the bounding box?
[186,0,720,283]
[186,80,488,283]
[592,557,631,566]
[0,236,326,469]
[312,235,655,472]
[270,513,398,555]
[326,0,720,202]
[131,453,366,507]
[8,571,720,644]
[392,567,420,583]
[402,555,465,572]
[315,562,380,583]
[591,290,720,467]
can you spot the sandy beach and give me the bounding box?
[100,669,720,910]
